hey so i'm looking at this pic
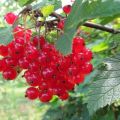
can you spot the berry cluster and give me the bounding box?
[0,12,93,103]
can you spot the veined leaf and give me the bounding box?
[56,0,120,55]
[86,54,120,115]
[0,27,13,45]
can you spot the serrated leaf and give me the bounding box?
[41,5,54,17]
[0,27,13,45]
[56,0,120,55]
[86,54,120,115]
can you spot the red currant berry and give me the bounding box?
[39,91,52,103]
[82,63,93,74]
[2,68,17,80]
[59,91,69,100]
[83,48,93,62]
[57,20,64,30]
[14,38,25,45]
[0,59,6,71]
[13,26,24,38]
[4,57,17,68]
[39,81,49,91]
[18,57,29,69]
[42,67,55,79]
[25,87,39,100]
[5,12,18,25]
[72,37,85,53]
[63,5,72,14]
[25,71,40,86]
[72,53,85,65]
[68,65,78,76]
[0,45,8,56]
[74,74,85,84]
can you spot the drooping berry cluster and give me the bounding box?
[0,12,93,103]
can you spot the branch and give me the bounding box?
[50,12,120,34]
[83,22,120,34]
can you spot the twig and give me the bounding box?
[83,22,120,34]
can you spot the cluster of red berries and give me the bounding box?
[0,12,93,103]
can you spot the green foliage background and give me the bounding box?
[0,0,120,120]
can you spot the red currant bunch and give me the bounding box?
[0,12,93,103]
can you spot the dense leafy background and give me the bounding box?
[0,0,120,119]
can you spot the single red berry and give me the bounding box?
[0,45,8,56]
[25,44,39,61]
[25,87,39,100]
[63,5,72,14]
[42,67,55,80]
[59,92,69,100]
[4,57,17,68]
[72,37,85,53]
[74,74,85,84]
[57,20,65,30]
[14,38,25,45]
[65,81,74,90]
[83,48,93,62]
[5,12,18,25]
[82,63,93,74]
[13,26,24,38]
[68,65,78,76]
[37,52,48,66]
[18,57,29,69]
[0,59,6,71]
[39,91,53,103]
[2,68,17,80]
[72,53,85,65]
[8,42,24,58]
[28,61,40,71]
[25,71,40,86]
[39,81,49,91]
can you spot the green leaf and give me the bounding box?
[32,0,61,10]
[100,14,120,25]
[41,5,54,17]
[86,54,120,115]
[0,27,13,45]
[92,42,109,52]
[55,29,75,55]
[17,0,35,6]
[56,0,120,55]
